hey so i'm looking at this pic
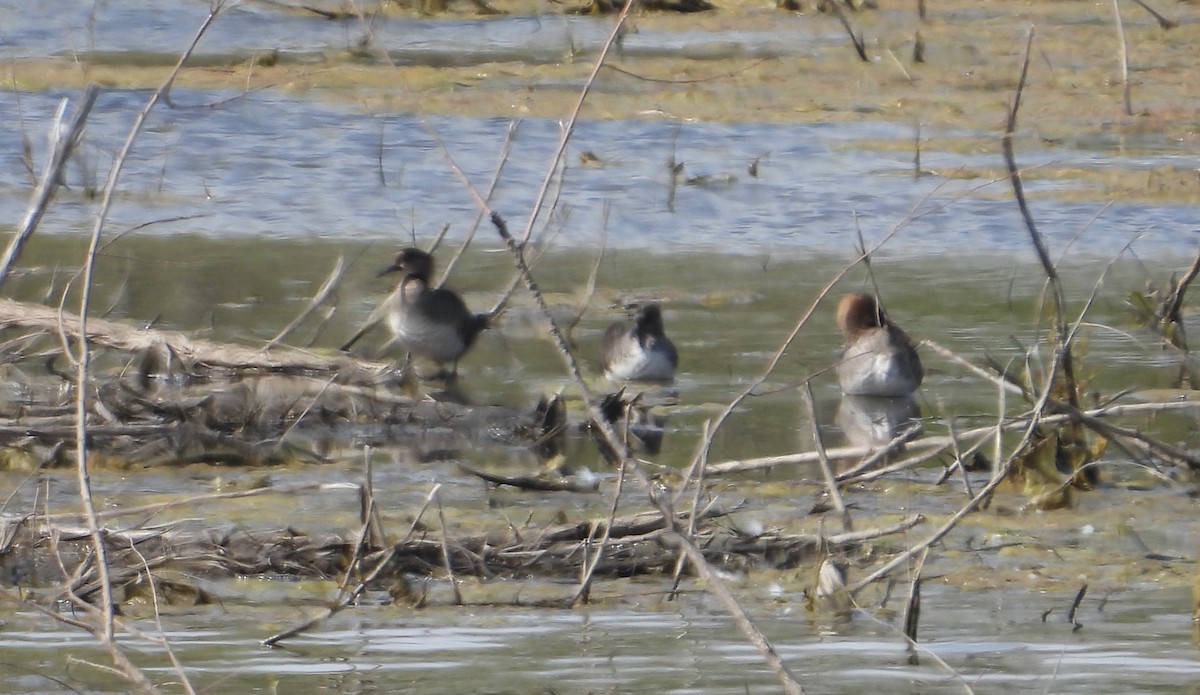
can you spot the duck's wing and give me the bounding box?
[887,324,924,389]
[599,321,630,371]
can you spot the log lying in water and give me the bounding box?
[0,298,561,467]
[0,297,384,378]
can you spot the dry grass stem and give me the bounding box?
[801,383,850,532]
[570,458,627,607]
[1112,0,1133,116]
[0,86,99,290]
[265,255,344,350]
[60,6,226,685]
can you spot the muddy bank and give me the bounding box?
[6,0,1199,145]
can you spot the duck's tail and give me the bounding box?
[466,313,490,344]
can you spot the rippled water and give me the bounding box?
[2,87,1197,259]
[4,2,1200,693]
[2,584,1197,693]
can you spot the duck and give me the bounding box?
[599,303,678,382]
[835,292,922,397]
[376,248,489,377]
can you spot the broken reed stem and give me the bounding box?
[562,210,609,343]
[942,418,977,498]
[0,86,99,291]
[1162,244,1200,330]
[801,382,851,532]
[127,543,198,695]
[901,546,927,662]
[265,255,344,350]
[405,483,442,542]
[669,419,716,599]
[706,398,1200,478]
[829,1,869,62]
[1112,0,1133,116]
[1002,27,1083,413]
[261,453,385,646]
[491,213,805,695]
[1128,0,1177,29]
[71,2,222,665]
[571,457,627,607]
[262,544,400,647]
[439,119,522,285]
[434,488,464,605]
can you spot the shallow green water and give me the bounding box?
[2,221,1198,693]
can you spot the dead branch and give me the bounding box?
[69,6,225,683]
[1113,0,1133,116]
[0,297,388,378]
[1127,0,1176,29]
[265,255,344,350]
[491,212,806,695]
[0,86,100,291]
[706,398,1200,478]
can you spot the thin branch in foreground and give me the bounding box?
[490,211,806,695]
[570,458,627,607]
[800,383,851,532]
[434,489,464,606]
[261,545,399,647]
[64,4,225,688]
[1127,0,1176,29]
[828,1,869,62]
[265,254,344,350]
[1112,0,1133,117]
[0,85,99,290]
[901,546,927,665]
[1001,27,1082,414]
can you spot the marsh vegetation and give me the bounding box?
[2,0,1200,692]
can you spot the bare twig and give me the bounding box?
[829,1,869,62]
[1112,0,1133,116]
[1001,28,1082,413]
[433,488,463,605]
[492,212,806,695]
[261,545,399,647]
[0,86,99,290]
[570,458,627,607]
[265,255,344,350]
[1127,0,1177,29]
[439,119,522,285]
[801,383,851,532]
[72,2,224,658]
